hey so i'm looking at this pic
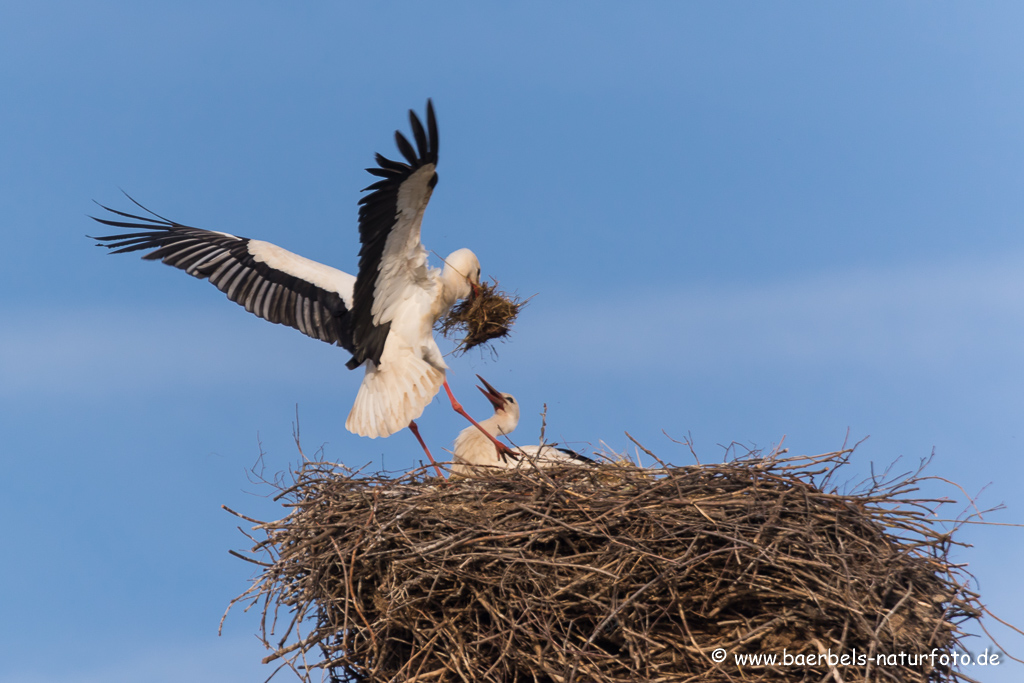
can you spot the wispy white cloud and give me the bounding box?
[0,307,342,400]
[0,636,272,683]
[510,254,1024,379]
[4,255,1023,400]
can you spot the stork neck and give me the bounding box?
[440,264,472,307]
[471,413,503,439]
[455,412,508,451]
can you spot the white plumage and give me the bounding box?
[92,101,484,459]
[452,376,593,477]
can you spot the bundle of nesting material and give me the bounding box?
[224,449,999,683]
[434,279,525,353]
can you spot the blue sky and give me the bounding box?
[2,2,1023,681]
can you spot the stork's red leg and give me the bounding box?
[409,420,445,478]
[442,380,515,460]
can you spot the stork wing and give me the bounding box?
[91,200,357,352]
[550,447,596,465]
[347,100,439,369]
[517,445,596,466]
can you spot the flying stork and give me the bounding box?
[90,100,507,476]
[451,376,594,477]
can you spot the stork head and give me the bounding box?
[442,248,482,299]
[476,375,520,424]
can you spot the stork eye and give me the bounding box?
[507,397,515,404]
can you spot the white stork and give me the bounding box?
[451,376,594,477]
[91,100,507,476]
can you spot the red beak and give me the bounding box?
[475,375,507,411]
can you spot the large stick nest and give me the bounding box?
[225,448,998,683]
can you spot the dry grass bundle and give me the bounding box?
[435,279,525,353]
[225,448,1002,683]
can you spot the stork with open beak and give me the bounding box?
[451,376,593,477]
[90,101,507,477]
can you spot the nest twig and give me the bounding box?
[225,447,1009,682]
[435,279,525,354]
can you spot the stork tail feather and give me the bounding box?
[345,352,445,439]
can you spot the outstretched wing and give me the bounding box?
[91,200,357,352]
[347,99,440,369]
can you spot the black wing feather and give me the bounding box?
[394,131,418,167]
[90,202,356,353]
[409,110,428,159]
[426,101,438,158]
[374,154,410,174]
